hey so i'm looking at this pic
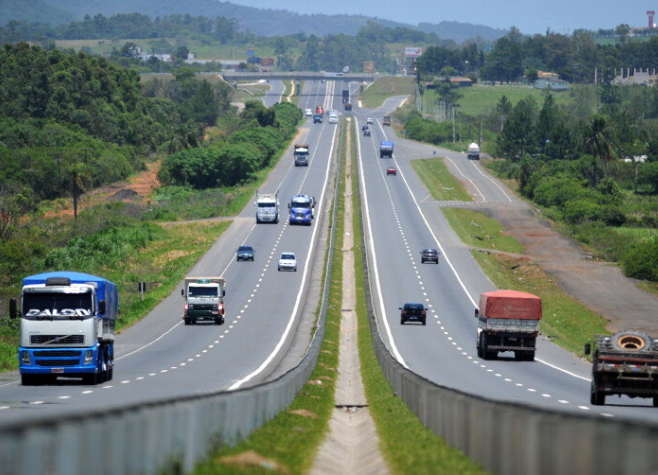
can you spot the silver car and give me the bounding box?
[278,252,298,272]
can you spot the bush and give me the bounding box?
[623,239,658,281]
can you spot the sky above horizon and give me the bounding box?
[227,0,658,35]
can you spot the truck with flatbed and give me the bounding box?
[182,277,226,325]
[380,141,394,158]
[342,89,349,103]
[475,290,542,361]
[9,271,118,385]
[255,191,279,223]
[294,143,310,166]
[313,114,323,124]
[383,116,391,126]
[585,330,658,406]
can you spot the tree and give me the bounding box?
[61,160,93,222]
[638,162,658,193]
[0,183,34,239]
[581,115,617,177]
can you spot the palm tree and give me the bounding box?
[582,115,617,178]
[61,161,93,222]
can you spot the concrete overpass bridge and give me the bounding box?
[219,71,380,82]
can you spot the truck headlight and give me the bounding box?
[84,350,93,364]
[21,351,31,365]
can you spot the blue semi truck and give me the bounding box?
[288,194,316,225]
[380,141,394,158]
[10,271,118,385]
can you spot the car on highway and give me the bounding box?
[236,245,255,261]
[399,303,427,325]
[386,167,397,175]
[278,252,298,272]
[420,248,439,264]
[366,117,373,125]
[305,108,312,116]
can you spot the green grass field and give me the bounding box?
[411,158,473,202]
[360,76,416,108]
[423,84,575,118]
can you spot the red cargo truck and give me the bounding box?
[475,290,542,361]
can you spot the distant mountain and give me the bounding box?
[5,0,506,42]
[0,0,75,25]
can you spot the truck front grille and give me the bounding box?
[37,359,80,367]
[31,335,85,345]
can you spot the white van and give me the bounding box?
[328,111,338,124]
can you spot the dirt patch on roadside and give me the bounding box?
[469,202,658,333]
[44,162,161,219]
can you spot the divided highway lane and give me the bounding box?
[353,105,658,423]
[0,87,340,426]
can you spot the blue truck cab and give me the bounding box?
[288,194,316,225]
[10,271,118,385]
[380,141,394,158]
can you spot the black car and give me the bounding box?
[420,248,439,264]
[399,303,427,325]
[236,245,255,261]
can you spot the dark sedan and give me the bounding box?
[236,245,255,261]
[399,303,427,325]
[420,248,439,264]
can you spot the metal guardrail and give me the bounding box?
[356,194,658,475]
[0,138,342,475]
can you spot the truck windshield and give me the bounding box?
[291,199,311,208]
[23,291,94,320]
[258,203,275,208]
[188,287,218,297]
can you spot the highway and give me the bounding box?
[0,79,342,426]
[351,95,658,424]
[3,76,657,434]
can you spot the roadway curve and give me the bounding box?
[353,96,658,424]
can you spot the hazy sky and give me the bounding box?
[227,0,658,34]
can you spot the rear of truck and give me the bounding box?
[294,144,309,166]
[475,290,542,361]
[587,332,658,406]
[380,141,394,158]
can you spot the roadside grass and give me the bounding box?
[441,208,524,253]
[360,76,416,108]
[352,130,488,474]
[192,118,346,475]
[411,158,473,202]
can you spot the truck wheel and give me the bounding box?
[83,373,99,385]
[590,383,605,406]
[184,318,191,325]
[400,318,405,325]
[21,374,39,386]
[215,317,224,325]
[422,318,426,326]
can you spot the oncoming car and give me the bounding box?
[420,248,439,264]
[386,167,397,176]
[278,252,298,272]
[236,245,255,261]
[399,303,427,325]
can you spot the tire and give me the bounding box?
[278,267,281,271]
[215,317,223,325]
[21,374,39,386]
[422,318,426,326]
[184,318,191,325]
[612,330,652,351]
[590,383,605,406]
[653,397,658,408]
[83,373,99,385]
[477,336,483,358]
[400,318,405,325]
